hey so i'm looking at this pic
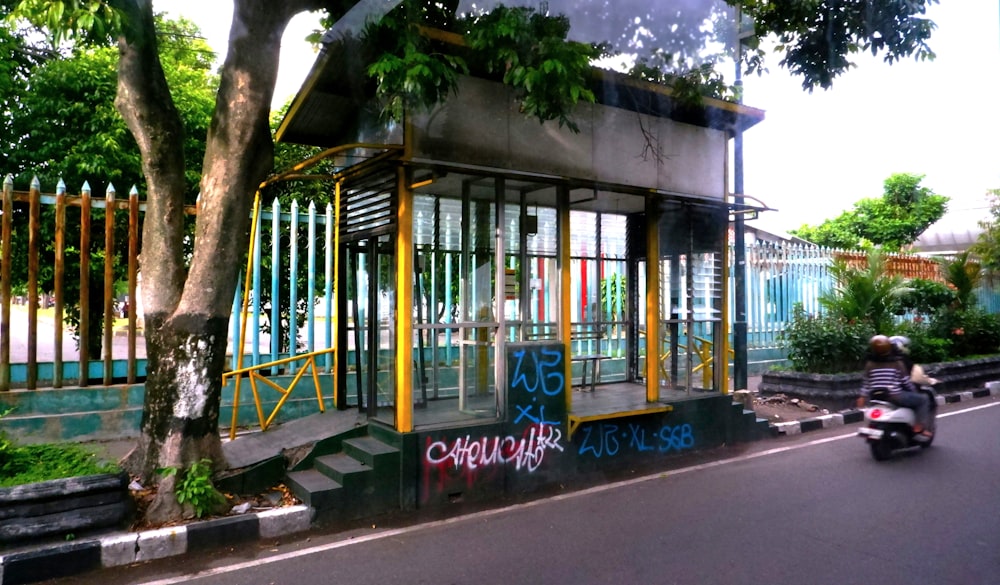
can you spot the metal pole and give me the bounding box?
[733,9,749,390]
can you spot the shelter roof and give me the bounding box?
[276,27,765,147]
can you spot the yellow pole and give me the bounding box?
[396,167,414,432]
[558,187,572,412]
[229,189,263,440]
[645,197,660,402]
[720,221,731,395]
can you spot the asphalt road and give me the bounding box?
[48,399,1000,585]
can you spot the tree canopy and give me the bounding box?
[1,12,217,356]
[790,173,948,251]
[970,189,1000,272]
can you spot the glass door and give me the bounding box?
[345,235,396,423]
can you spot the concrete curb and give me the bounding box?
[771,383,1000,436]
[0,505,313,585]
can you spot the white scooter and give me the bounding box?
[857,364,939,461]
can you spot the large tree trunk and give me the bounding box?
[113,0,310,523]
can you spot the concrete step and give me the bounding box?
[285,469,342,510]
[313,453,371,488]
[342,436,399,467]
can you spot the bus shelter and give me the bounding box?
[274,11,764,447]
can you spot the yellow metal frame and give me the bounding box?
[659,335,735,389]
[567,405,674,439]
[223,348,332,439]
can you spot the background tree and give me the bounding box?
[2,14,215,358]
[0,0,55,169]
[8,0,941,523]
[970,188,1000,272]
[790,173,947,250]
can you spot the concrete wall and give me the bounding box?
[409,76,727,199]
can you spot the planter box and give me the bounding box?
[760,355,1000,402]
[0,472,131,544]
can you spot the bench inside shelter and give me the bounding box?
[524,323,611,392]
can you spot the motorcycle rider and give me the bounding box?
[857,334,933,437]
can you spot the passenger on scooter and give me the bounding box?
[857,334,933,437]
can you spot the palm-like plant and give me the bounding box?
[819,250,911,334]
[940,251,982,311]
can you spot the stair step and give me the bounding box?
[342,436,399,467]
[285,469,342,510]
[314,453,371,487]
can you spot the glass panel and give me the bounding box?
[408,176,501,427]
[570,210,597,257]
[527,207,558,257]
[372,234,396,426]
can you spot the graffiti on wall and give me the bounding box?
[577,422,695,459]
[425,423,564,474]
[509,344,564,428]
[421,343,568,499]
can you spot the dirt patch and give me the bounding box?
[747,393,835,423]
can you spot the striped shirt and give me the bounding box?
[861,359,910,399]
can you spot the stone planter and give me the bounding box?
[0,472,131,544]
[759,355,1000,404]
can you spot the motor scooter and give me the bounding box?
[857,364,938,461]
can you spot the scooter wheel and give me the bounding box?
[870,439,893,461]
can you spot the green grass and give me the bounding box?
[0,442,120,487]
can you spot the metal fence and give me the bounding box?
[3,174,999,390]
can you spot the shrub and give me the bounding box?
[897,278,956,316]
[819,250,909,334]
[893,321,952,364]
[782,305,875,374]
[933,308,1000,357]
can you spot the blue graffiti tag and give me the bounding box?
[513,403,560,426]
[577,423,620,458]
[578,423,695,458]
[510,346,565,396]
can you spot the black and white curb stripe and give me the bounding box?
[772,383,1000,436]
[0,505,312,585]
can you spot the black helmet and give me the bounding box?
[869,334,892,357]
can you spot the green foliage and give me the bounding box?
[0,439,119,487]
[940,251,981,311]
[738,0,939,91]
[360,2,608,132]
[929,307,1000,358]
[2,14,215,356]
[819,250,910,334]
[463,6,608,132]
[790,174,947,251]
[8,0,124,46]
[893,321,952,364]
[363,4,469,125]
[158,459,226,518]
[627,52,735,105]
[600,273,626,321]
[896,278,956,315]
[782,305,874,374]
[970,189,1000,272]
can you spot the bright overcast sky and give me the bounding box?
[159,1,999,235]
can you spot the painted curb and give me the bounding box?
[0,505,312,585]
[769,383,999,436]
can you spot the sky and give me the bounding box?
[159,1,1000,237]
